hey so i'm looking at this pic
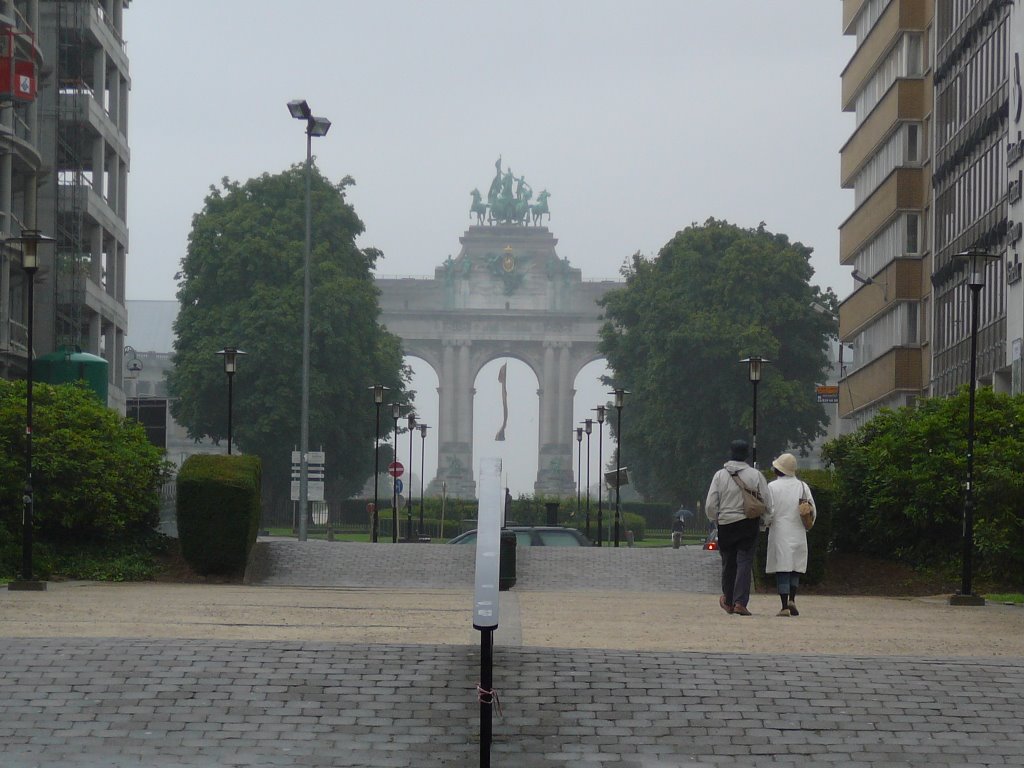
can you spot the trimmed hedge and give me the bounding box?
[177,454,262,575]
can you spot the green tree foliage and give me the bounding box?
[822,387,1024,584]
[0,380,169,544]
[599,218,837,503]
[168,166,408,510]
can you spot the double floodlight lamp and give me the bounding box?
[287,99,331,137]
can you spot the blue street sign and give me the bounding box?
[394,478,404,494]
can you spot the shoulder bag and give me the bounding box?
[727,469,766,519]
[798,482,815,531]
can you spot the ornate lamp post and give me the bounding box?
[287,99,331,543]
[418,423,430,538]
[406,411,417,541]
[581,418,592,542]
[611,388,629,547]
[739,357,769,468]
[369,384,388,543]
[950,247,1001,606]
[216,348,245,455]
[575,427,583,532]
[8,230,54,592]
[594,405,606,547]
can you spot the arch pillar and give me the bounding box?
[432,339,476,498]
[534,340,576,496]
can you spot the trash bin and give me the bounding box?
[545,501,559,526]
[499,528,517,591]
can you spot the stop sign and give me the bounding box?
[388,461,404,478]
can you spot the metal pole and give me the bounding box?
[597,420,604,546]
[961,283,982,598]
[392,414,399,543]
[419,429,426,537]
[298,129,312,542]
[373,402,381,543]
[614,404,622,547]
[407,424,415,541]
[227,372,234,455]
[575,431,582,535]
[584,429,591,541]
[751,379,759,469]
[479,628,494,767]
[22,274,34,580]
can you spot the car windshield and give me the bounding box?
[537,530,581,546]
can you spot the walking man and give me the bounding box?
[705,439,770,615]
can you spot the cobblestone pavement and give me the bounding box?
[2,638,1023,767]
[245,539,721,593]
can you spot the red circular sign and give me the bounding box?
[387,461,404,478]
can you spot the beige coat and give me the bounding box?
[765,475,815,573]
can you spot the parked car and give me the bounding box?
[448,526,591,547]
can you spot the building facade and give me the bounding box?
[0,0,129,409]
[839,0,935,429]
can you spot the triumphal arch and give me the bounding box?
[376,159,619,498]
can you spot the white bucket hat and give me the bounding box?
[772,453,798,476]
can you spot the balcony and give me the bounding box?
[841,78,930,186]
[838,347,924,418]
[840,168,927,262]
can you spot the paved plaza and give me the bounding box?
[1,542,1022,766]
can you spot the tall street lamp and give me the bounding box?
[418,423,430,538]
[581,418,592,542]
[369,384,388,543]
[950,247,1001,606]
[390,402,402,543]
[740,357,769,468]
[287,98,331,543]
[406,411,417,541]
[594,405,606,547]
[8,229,54,592]
[216,348,245,455]
[575,427,583,532]
[611,388,629,547]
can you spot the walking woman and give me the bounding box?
[765,453,816,617]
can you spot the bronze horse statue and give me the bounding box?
[469,188,488,224]
[531,190,551,226]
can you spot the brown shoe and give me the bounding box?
[719,595,734,614]
[733,604,752,616]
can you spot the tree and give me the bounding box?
[168,166,408,513]
[599,218,837,505]
[0,380,169,542]
[822,387,1024,583]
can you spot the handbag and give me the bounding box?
[727,469,766,519]
[798,482,815,531]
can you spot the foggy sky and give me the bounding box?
[124,2,854,497]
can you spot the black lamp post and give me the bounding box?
[369,385,388,543]
[418,423,430,538]
[406,411,417,541]
[611,389,629,547]
[287,99,330,542]
[9,230,54,591]
[581,418,592,542]
[950,247,1001,606]
[216,348,245,455]
[575,427,583,532]
[594,405,606,547]
[390,402,401,543]
[740,357,768,468]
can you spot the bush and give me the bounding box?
[177,454,262,575]
[0,380,171,542]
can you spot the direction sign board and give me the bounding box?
[388,461,404,478]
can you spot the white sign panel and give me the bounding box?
[473,457,502,631]
[290,480,325,502]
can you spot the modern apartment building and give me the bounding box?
[0,0,129,408]
[839,0,935,429]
